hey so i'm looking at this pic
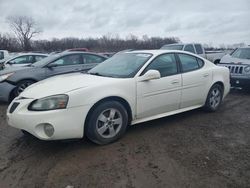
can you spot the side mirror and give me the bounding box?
[138,70,161,82]
[7,61,14,65]
[46,63,58,69]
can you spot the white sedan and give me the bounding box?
[7,50,230,145]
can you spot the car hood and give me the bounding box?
[220,54,250,65]
[20,73,118,99]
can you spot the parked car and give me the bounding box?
[7,50,230,145]
[0,53,48,70]
[161,43,226,64]
[218,47,250,88]
[0,51,107,102]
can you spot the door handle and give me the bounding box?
[203,73,209,77]
[171,80,180,84]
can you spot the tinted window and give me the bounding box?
[143,54,178,77]
[50,54,82,66]
[10,55,33,64]
[83,54,105,64]
[231,48,250,59]
[194,44,203,54]
[184,44,195,53]
[197,58,204,67]
[178,54,200,72]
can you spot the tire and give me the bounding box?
[85,101,128,145]
[204,84,223,112]
[13,80,35,98]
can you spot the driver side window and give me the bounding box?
[143,54,178,77]
[50,54,82,66]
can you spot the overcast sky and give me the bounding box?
[0,0,249,46]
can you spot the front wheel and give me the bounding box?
[204,84,223,112]
[85,101,128,145]
[14,80,35,98]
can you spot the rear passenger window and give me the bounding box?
[184,44,195,54]
[197,58,204,67]
[178,54,201,72]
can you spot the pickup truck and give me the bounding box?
[0,50,10,61]
[161,43,226,64]
[218,46,250,89]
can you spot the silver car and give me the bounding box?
[0,51,107,102]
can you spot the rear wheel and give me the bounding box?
[85,101,128,145]
[204,84,223,112]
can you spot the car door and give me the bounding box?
[81,54,106,72]
[177,53,212,108]
[45,54,84,77]
[136,53,182,119]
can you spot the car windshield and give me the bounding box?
[161,45,184,50]
[88,53,152,78]
[32,54,60,67]
[231,48,250,59]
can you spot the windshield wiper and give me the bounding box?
[88,72,114,78]
[89,72,104,76]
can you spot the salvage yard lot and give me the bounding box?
[0,89,250,188]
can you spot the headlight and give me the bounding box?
[0,72,14,82]
[28,94,69,111]
[244,66,250,73]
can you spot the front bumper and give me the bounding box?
[230,77,250,88]
[0,81,15,102]
[7,98,90,140]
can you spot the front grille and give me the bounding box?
[9,102,20,113]
[223,65,243,74]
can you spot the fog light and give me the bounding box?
[43,123,54,137]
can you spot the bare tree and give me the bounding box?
[7,16,42,51]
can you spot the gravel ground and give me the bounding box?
[0,89,250,188]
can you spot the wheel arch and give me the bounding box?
[84,96,133,132]
[208,81,225,99]
[9,78,38,102]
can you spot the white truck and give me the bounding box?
[161,43,226,64]
[0,50,10,61]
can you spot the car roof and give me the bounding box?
[60,51,107,58]
[12,53,48,57]
[238,46,250,49]
[126,49,196,56]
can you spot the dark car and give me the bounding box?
[0,51,107,102]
